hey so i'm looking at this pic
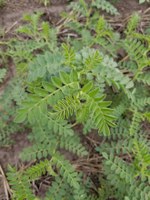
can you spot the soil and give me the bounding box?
[0,0,68,29]
[114,0,149,16]
[0,0,149,30]
[0,0,150,199]
[0,132,31,170]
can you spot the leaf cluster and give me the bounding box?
[1,3,150,200]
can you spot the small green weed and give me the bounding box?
[0,0,5,7]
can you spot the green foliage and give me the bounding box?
[7,160,57,200]
[28,51,64,82]
[126,13,141,35]
[123,39,149,71]
[1,5,150,200]
[0,68,6,83]
[0,0,5,7]
[25,159,51,180]
[7,155,91,200]
[39,0,50,6]
[102,153,135,184]
[5,12,58,78]
[91,0,119,15]
[51,153,81,189]
[137,73,150,85]
[129,110,142,135]
[133,139,150,178]
[7,166,36,200]
[69,0,119,16]
[45,176,71,200]
[0,78,26,146]
[96,108,150,199]
[139,0,150,4]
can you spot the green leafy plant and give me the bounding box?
[0,78,26,146]
[0,68,6,83]
[39,0,50,6]
[0,0,5,7]
[5,12,58,77]
[69,0,119,16]
[1,4,149,200]
[91,0,119,15]
[139,0,150,4]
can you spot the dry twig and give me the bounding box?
[0,165,12,200]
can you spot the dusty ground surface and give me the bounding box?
[0,0,150,199]
[114,0,149,15]
[0,0,149,29]
[0,132,31,169]
[0,0,68,29]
